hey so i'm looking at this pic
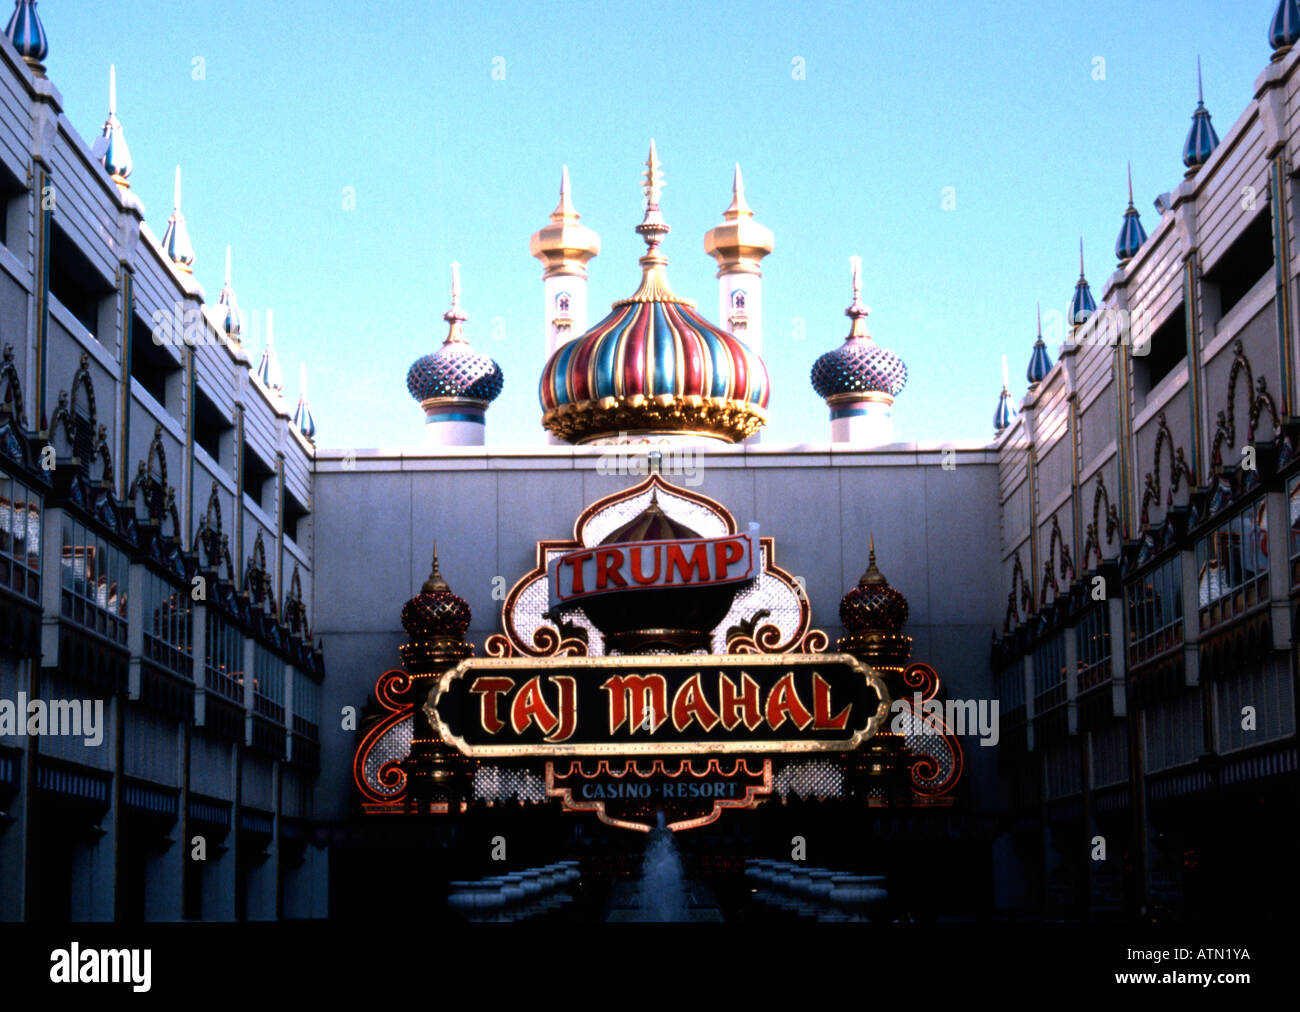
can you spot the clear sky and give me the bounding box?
[41,0,1276,449]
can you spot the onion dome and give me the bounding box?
[575,488,743,654]
[811,257,907,401]
[703,164,774,274]
[100,65,132,187]
[1026,304,1052,385]
[218,246,242,343]
[836,537,913,674]
[4,0,47,76]
[530,166,600,279]
[1183,60,1220,172]
[1070,239,1097,327]
[400,544,474,671]
[1115,163,1147,266]
[1271,0,1300,58]
[539,142,769,444]
[160,166,195,273]
[292,362,316,441]
[256,309,284,393]
[994,356,1016,433]
[406,263,504,404]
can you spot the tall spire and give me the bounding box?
[725,164,752,217]
[1027,302,1052,385]
[442,261,467,343]
[623,141,685,305]
[218,246,242,342]
[704,161,774,345]
[100,65,133,187]
[160,166,195,273]
[1070,238,1097,327]
[292,362,316,441]
[256,308,284,393]
[845,255,871,338]
[1182,58,1220,173]
[1115,162,1147,266]
[4,0,48,76]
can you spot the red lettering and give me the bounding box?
[766,672,813,731]
[602,674,668,733]
[671,673,720,732]
[714,538,745,580]
[595,548,627,590]
[560,551,593,596]
[630,545,662,585]
[469,677,514,734]
[665,542,710,584]
[718,672,763,731]
[811,672,851,730]
[545,676,577,743]
[511,676,559,736]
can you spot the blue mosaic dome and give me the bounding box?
[408,263,504,405]
[811,338,907,399]
[811,259,907,401]
[407,342,504,403]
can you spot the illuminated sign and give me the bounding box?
[425,653,890,757]
[547,531,757,606]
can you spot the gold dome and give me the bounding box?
[703,164,774,276]
[530,165,601,279]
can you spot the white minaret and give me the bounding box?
[530,166,601,359]
[703,164,774,357]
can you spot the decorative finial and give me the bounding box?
[160,165,195,272]
[1183,60,1220,172]
[443,261,468,341]
[5,0,49,76]
[1116,164,1148,264]
[858,534,887,586]
[100,64,133,186]
[1071,238,1097,326]
[1127,161,1134,207]
[1270,0,1300,56]
[724,163,753,218]
[553,164,577,220]
[643,139,664,208]
[845,255,871,338]
[1037,301,1042,336]
[219,246,242,341]
[422,542,450,593]
[1197,55,1204,104]
[1027,302,1052,385]
[1080,238,1086,278]
[292,362,316,441]
[256,309,285,392]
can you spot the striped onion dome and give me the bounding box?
[1271,0,1300,53]
[810,257,907,400]
[1115,164,1147,265]
[161,167,195,273]
[1026,305,1052,385]
[100,66,132,185]
[218,247,241,341]
[256,309,284,393]
[406,263,504,405]
[539,142,768,444]
[1070,239,1097,326]
[1183,60,1220,170]
[4,1,47,72]
[292,363,316,441]
[994,385,1015,433]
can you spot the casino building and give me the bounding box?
[1,0,1297,922]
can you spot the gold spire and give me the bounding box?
[442,262,467,343]
[422,541,450,593]
[845,256,871,338]
[858,534,888,586]
[530,165,600,279]
[619,141,692,307]
[704,162,774,276]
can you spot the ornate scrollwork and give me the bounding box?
[1211,339,1281,470]
[1041,513,1075,604]
[1082,473,1121,570]
[1005,553,1033,630]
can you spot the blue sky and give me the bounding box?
[43,0,1275,448]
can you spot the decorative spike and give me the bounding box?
[844,255,871,338]
[423,541,450,593]
[1127,161,1134,206]
[442,261,468,340]
[218,246,242,340]
[643,139,664,208]
[858,534,888,587]
[291,361,316,440]
[1116,164,1148,264]
[724,163,753,218]
[1027,303,1052,385]
[100,64,133,186]
[160,165,195,272]
[1183,60,1220,171]
[256,309,284,392]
